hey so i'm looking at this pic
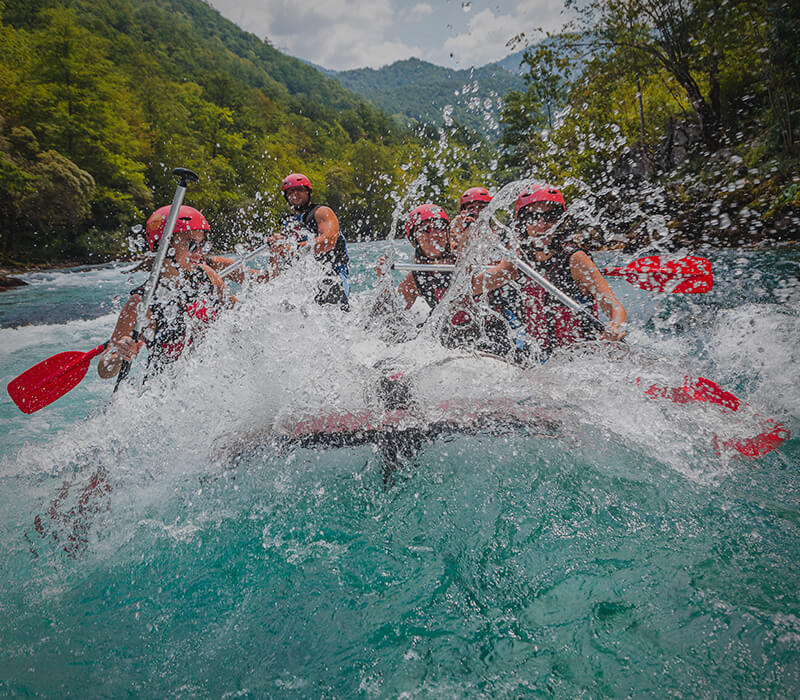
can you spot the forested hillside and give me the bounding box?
[333,58,524,139]
[3,0,797,265]
[0,0,488,263]
[499,0,800,246]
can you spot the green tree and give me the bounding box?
[22,150,95,254]
[498,87,547,179]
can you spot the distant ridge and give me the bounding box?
[492,50,527,76]
[329,56,526,139]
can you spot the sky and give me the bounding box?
[206,0,568,71]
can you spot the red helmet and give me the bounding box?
[460,187,492,209]
[514,184,566,218]
[405,204,450,243]
[281,173,313,197]
[145,205,210,252]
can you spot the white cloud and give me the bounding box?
[207,0,567,70]
[209,0,424,70]
[408,3,434,20]
[438,1,564,67]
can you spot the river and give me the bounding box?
[0,242,798,696]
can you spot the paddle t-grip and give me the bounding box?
[172,167,198,186]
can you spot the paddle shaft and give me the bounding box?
[392,263,457,273]
[394,255,608,334]
[114,168,198,390]
[218,241,273,279]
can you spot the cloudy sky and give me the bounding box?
[207,0,568,71]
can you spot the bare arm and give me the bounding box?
[449,213,474,254]
[207,255,274,285]
[471,259,519,296]
[397,273,420,310]
[569,251,627,341]
[200,263,224,296]
[97,295,146,378]
[206,256,242,283]
[312,206,340,256]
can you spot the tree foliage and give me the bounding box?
[0,0,427,262]
[498,0,800,244]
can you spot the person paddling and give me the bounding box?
[388,204,520,354]
[97,205,226,379]
[512,184,627,354]
[270,173,350,309]
[395,204,456,310]
[449,186,493,254]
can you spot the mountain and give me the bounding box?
[330,57,526,139]
[493,50,527,76]
[0,0,421,259]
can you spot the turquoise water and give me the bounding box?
[1,244,799,697]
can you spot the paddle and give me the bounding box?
[496,245,789,458]
[603,255,713,293]
[5,231,283,414]
[114,167,199,391]
[392,254,713,294]
[218,240,273,278]
[7,343,109,414]
[638,375,790,458]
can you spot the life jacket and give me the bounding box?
[130,265,219,372]
[410,250,457,312]
[282,203,350,308]
[518,244,599,356]
[410,249,519,355]
[479,283,529,357]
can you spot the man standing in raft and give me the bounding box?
[97,205,226,379]
[513,184,627,355]
[272,173,350,309]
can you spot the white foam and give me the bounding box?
[2,250,794,494]
[0,313,116,356]
[710,304,800,416]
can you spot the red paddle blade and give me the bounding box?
[7,350,94,414]
[640,375,740,410]
[605,256,713,293]
[719,420,791,458]
[638,375,790,458]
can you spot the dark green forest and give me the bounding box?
[0,0,493,263]
[1,0,798,266]
[498,0,800,247]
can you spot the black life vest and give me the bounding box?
[282,203,350,308]
[130,265,219,372]
[410,250,457,311]
[518,244,599,356]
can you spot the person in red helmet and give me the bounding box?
[450,186,493,254]
[380,203,520,355]
[270,172,350,309]
[395,204,456,310]
[512,184,627,353]
[97,205,227,379]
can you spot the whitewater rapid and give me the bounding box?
[2,249,796,488]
